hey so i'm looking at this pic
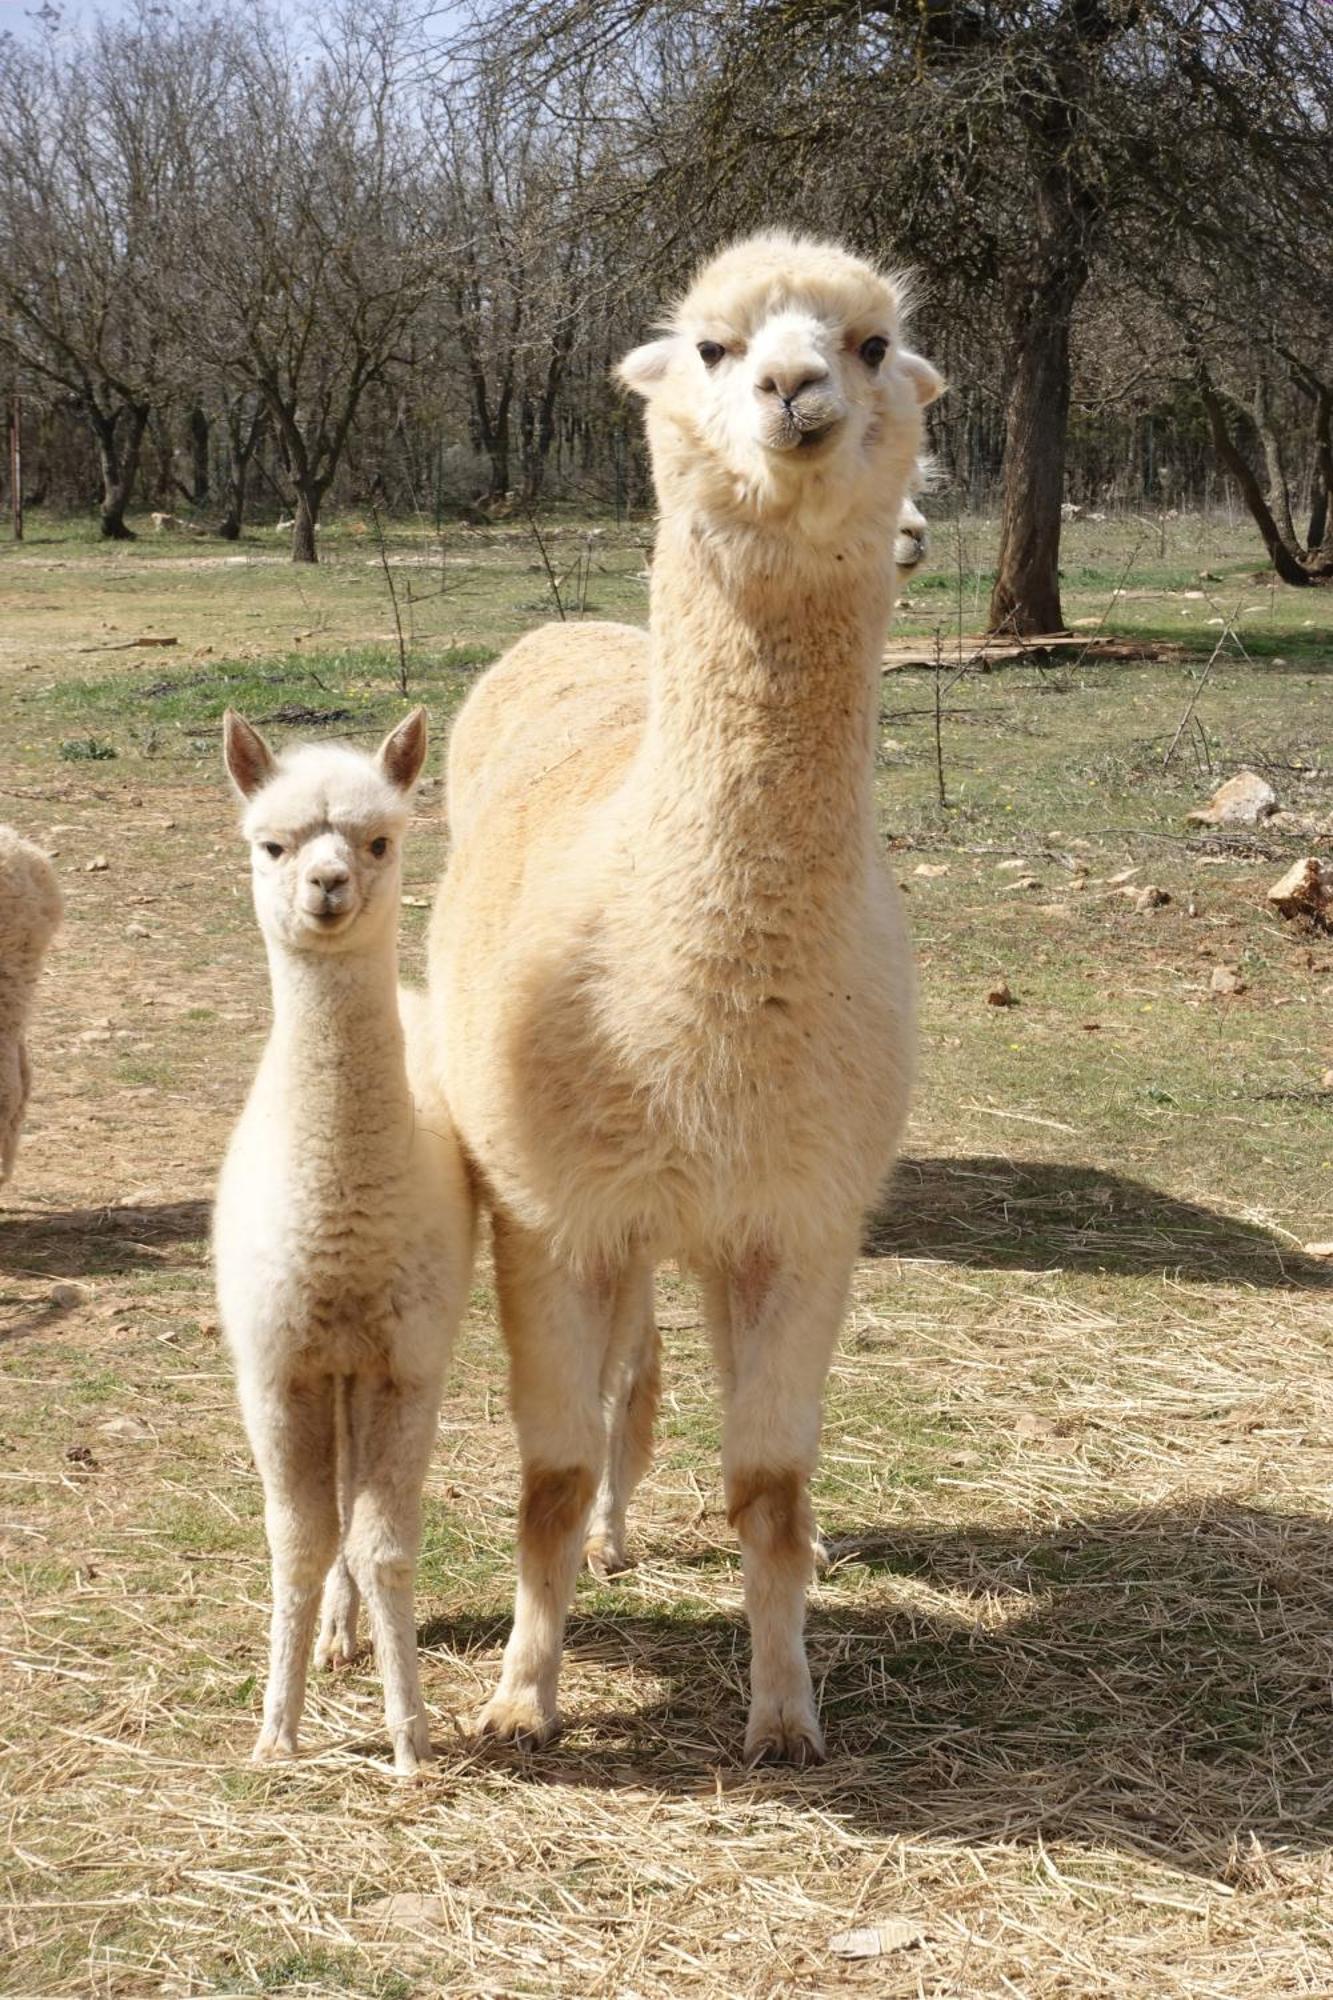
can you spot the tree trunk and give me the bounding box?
[1252,376,1300,555]
[291,483,320,563]
[466,364,512,503]
[988,303,1074,635]
[985,13,1105,638]
[1197,367,1315,587]
[1308,384,1333,566]
[523,363,567,506]
[219,401,265,540]
[480,394,511,503]
[89,401,149,540]
[188,404,210,506]
[151,416,174,505]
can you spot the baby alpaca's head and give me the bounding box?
[223,709,428,955]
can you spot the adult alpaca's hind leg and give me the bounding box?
[315,1555,362,1669]
[586,1268,659,1577]
[701,1238,855,1767]
[243,1376,340,1763]
[478,1214,614,1747]
[342,1373,441,1775]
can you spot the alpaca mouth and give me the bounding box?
[304,906,355,935]
[767,417,840,455]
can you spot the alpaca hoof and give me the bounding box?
[744,1701,825,1769]
[585,1533,633,1578]
[811,1527,832,1576]
[252,1728,297,1765]
[392,1723,434,1778]
[474,1688,561,1750]
[315,1627,364,1671]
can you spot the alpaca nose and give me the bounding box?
[756,361,828,405]
[308,863,349,902]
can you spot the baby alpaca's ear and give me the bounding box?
[223,710,276,799]
[376,706,429,793]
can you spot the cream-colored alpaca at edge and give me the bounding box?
[215,711,473,1775]
[0,826,62,1188]
[429,233,941,1765]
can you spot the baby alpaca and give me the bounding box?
[0,826,62,1187]
[214,711,473,1774]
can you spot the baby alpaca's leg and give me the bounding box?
[243,1376,339,1762]
[343,1374,439,1775]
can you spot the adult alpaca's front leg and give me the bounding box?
[703,1240,855,1766]
[478,1216,613,1748]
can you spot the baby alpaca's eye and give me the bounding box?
[261,841,284,859]
[369,836,390,858]
[696,341,726,368]
[859,335,889,369]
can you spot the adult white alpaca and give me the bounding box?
[0,826,62,1188]
[430,232,941,1765]
[215,711,474,1774]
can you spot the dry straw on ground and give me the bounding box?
[3,517,1333,1996]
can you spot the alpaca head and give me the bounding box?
[618,233,942,542]
[223,709,428,955]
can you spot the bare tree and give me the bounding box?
[157,3,440,560]
[2,0,1328,563]
[421,58,632,508]
[0,15,196,536]
[457,0,1333,626]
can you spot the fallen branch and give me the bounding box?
[963,1103,1081,1135]
[75,636,179,652]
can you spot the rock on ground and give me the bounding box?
[1267,858,1331,928]
[1187,771,1278,826]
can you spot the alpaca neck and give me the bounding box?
[633,512,894,887]
[262,932,409,1139]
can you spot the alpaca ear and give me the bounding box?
[376,706,429,793]
[898,350,945,407]
[223,710,276,799]
[617,337,677,397]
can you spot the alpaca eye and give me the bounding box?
[369,836,389,858]
[696,341,726,368]
[859,335,889,369]
[261,841,284,859]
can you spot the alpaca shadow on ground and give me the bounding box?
[0,1198,211,1281]
[423,1499,1333,1879]
[868,1154,1333,1289]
